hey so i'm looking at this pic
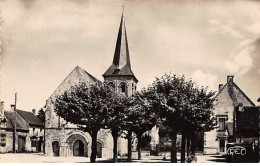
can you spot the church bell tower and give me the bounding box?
[103,12,138,97]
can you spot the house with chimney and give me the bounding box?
[0,102,44,153]
[204,76,255,154]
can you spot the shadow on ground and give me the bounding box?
[207,155,226,163]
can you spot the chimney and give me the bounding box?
[0,101,4,115]
[219,84,223,92]
[10,104,15,111]
[32,109,36,114]
[227,75,234,84]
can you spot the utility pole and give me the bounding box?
[14,93,17,153]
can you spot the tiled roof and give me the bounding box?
[215,79,255,107]
[17,109,44,127]
[4,111,29,131]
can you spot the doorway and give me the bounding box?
[18,137,26,152]
[52,141,60,156]
[96,142,102,158]
[219,139,225,152]
[73,140,84,156]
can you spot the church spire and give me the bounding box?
[103,10,138,82]
[112,11,130,69]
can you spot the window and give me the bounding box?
[219,118,226,130]
[132,83,135,95]
[31,140,38,147]
[107,82,116,91]
[121,84,126,93]
[217,116,227,131]
[0,134,6,147]
[119,82,127,95]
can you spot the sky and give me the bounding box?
[1,0,260,112]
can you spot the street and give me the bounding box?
[0,152,227,163]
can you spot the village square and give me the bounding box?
[0,0,260,163]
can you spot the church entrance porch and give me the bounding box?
[66,133,89,157]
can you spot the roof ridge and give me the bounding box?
[48,66,102,102]
[232,82,255,106]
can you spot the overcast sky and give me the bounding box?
[1,0,260,112]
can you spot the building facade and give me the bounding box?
[204,76,255,154]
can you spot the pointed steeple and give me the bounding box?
[103,11,138,82]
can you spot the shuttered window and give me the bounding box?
[0,134,6,147]
[219,118,226,131]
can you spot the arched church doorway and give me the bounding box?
[52,141,60,156]
[96,142,102,158]
[73,140,84,156]
[66,133,89,157]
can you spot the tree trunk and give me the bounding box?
[170,132,177,163]
[127,130,132,162]
[186,136,190,157]
[112,135,118,163]
[137,134,142,160]
[90,131,98,163]
[181,132,186,163]
[191,132,196,155]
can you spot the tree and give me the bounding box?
[37,108,45,153]
[54,82,114,163]
[106,94,131,162]
[151,74,215,163]
[182,86,216,156]
[126,89,157,160]
[37,108,45,125]
[151,74,187,162]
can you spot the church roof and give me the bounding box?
[103,13,138,82]
[49,66,101,102]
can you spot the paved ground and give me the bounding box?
[0,152,228,163]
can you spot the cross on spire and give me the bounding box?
[122,4,124,13]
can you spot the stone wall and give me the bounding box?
[45,127,113,159]
[0,130,13,153]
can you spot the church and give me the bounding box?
[44,12,158,158]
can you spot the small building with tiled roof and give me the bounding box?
[204,76,255,155]
[17,109,44,152]
[0,104,30,153]
[0,102,44,153]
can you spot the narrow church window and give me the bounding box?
[122,84,126,93]
[108,82,116,91]
[119,82,127,95]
